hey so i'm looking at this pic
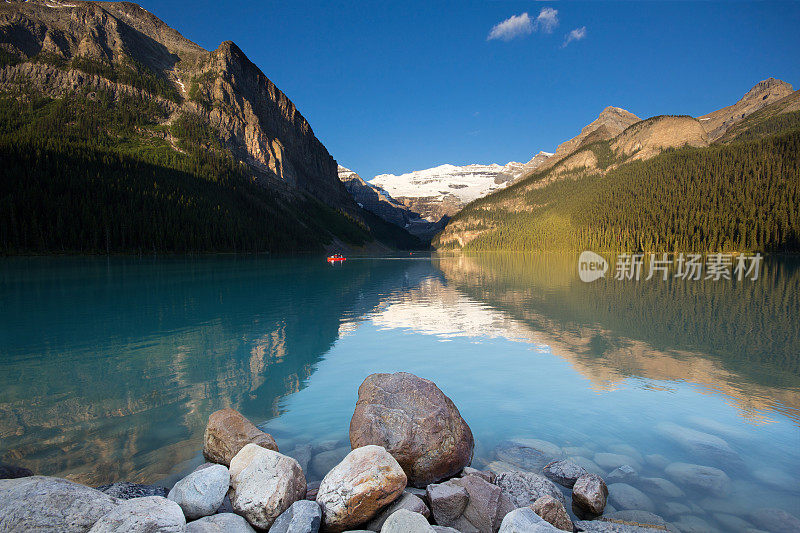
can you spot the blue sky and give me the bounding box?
[139,1,800,178]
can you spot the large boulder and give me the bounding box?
[607,483,655,513]
[228,443,307,529]
[572,473,608,516]
[542,460,587,488]
[664,462,730,496]
[349,372,474,487]
[365,491,429,531]
[0,476,118,532]
[168,463,230,520]
[498,507,560,533]
[531,495,573,531]
[271,500,323,533]
[495,471,566,508]
[96,481,169,500]
[316,445,407,532]
[88,496,185,533]
[203,408,278,466]
[381,509,435,533]
[186,513,256,533]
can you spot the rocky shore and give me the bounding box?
[1,372,798,532]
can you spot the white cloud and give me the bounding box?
[562,26,587,47]
[487,12,534,41]
[534,7,559,34]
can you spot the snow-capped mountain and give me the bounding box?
[368,151,552,221]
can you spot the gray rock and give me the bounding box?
[168,463,229,520]
[532,495,573,531]
[608,483,655,513]
[462,467,495,483]
[0,462,33,479]
[747,508,800,533]
[88,496,185,533]
[186,513,256,532]
[655,422,741,466]
[644,454,669,470]
[569,456,605,476]
[606,465,637,484]
[607,510,667,525]
[542,460,587,488]
[311,447,350,479]
[594,453,642,472]
[0,476,118,532]
[572,474,608,516]
[495,471,566,508]
[365,492,429,531]
[607,445,644,464]
[671,515,719,533]
[498,507,560,533]
[286,444,313,476]
[270,500,322,533]
[751,467,799,492]
[381,509,435,533]
[713,513,753,531]
[636,477,683,498]
[660,501,692,517]
[573,519,667,532]
[427,482,469,525]
[664,462,730,497]
[432,527,462,533]
[495,439,562,471]
[96,481,169,500]
[448,474,510,533]
[405,486,428,498]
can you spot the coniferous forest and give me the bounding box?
[435,112,800,253]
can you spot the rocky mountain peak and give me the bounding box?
[742,77,794,101]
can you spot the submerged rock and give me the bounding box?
[594,453,642,472]
[270,500,322,533]
[228,443,307,529]
[671,514,719,533]
[664,462,730,497]
[203,408,279,466]
[543,460,587,488]
[636,477,683,498]
[381,509,435,533]
[532,495,573,531]
[96,481,169,500]
[606,510,667,526]
[88,496,185,533]
[572,473,608,516]
[186,513,256,533]
[316,445,406,532]
[311,447,350,479]
[495,439,562,471]
[168,463,230,520]
[498,507,560,532]
[286,444,313,476]
[495,470,566,508]
[568,456,605,476]
[607,483,655,513]
[607,444,644,464]
[655,422,741,466]
[349,372,474,487]
[747,508,800,533]
[644,454,670,471]
[573,519,667,532]
[365,491,429,531]
[0,476,118,532]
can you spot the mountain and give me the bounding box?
[434,79,800,252]
[699,77,795,141]
[337,165,443,241]
[368,152,552,222]
[0,0,417,253]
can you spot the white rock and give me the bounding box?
[168,464,229,519]
[498,507,561,532]
[381,509,435,533]
[228,443,307,529]
[89,496,185,533]
[186,513,256,533]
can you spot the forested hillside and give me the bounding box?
[434,100,800,253]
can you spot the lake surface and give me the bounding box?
[1,254,798,531]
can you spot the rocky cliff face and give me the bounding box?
[0,0,351,208]
[699,78,795,142]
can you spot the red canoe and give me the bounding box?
[327,256,346,263]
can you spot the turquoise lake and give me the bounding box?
[1,254,798,531]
